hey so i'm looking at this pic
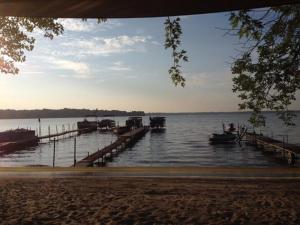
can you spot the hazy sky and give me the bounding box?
[0,13,299,112]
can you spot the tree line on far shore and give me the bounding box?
[0,109,145,119]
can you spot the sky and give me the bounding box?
[0,13,299,112]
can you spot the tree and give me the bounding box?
[2,9,299,127]
[229,5,300,126]
[0,17,64,75]
[164,17,188,87]
[0,18,107,76]
[0,16,188,88]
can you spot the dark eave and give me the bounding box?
[0,0,299,18]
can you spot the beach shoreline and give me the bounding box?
[1,168,300,224]
[1,166,300,178]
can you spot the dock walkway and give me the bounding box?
[75,127,149,167]
[38,128,93,141]
[0,138,38,155]
[246,132,300,165]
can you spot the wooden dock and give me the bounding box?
[246,132,300,165]
[38,128,94,141]
[75,127,149,167]
[0,138,39,155]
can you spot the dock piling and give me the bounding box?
[48,125,51,142]
[75,127,149,167]
[53,138,56,167]
[246,132,299,166]
[73,138,77,167]
[38,118,41,137]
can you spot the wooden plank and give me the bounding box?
[0,138,39,155]
[246,133,300,154]
[120,127,145,138]
[76,127,148,167]
[38,128,91,140]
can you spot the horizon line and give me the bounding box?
[0,108,300,114]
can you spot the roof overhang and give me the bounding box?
[0,0,299,18]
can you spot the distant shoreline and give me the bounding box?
[0,108,145,119]
[0,109,299,119]
[147,110,300,115]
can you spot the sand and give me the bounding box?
[1,177,300,225]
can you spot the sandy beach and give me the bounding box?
[1,176,300,225]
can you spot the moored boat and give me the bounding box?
[0,128,37,143]
[0,129,39,154]
[209,123,246,144]
[77,119,98,133]
[209,132,237,144]
[112,126,130,135]
[150,117,166,129]
[126,117,143,129]
[112,117,143,135]
[98,119,116,130]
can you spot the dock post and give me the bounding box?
[53,138,56,167]
[282,136,285,148]
[73,138,77,167]
[62,125,65,139]
[38,118,41,137]
[48,125,51,142]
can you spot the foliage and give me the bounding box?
[0,17,64,75]
[164,17,188,87]
[229,5,300,126]
[0,18,107,75]
[82,18,107,23]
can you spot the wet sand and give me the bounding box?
[1,176,300,225]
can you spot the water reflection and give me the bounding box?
[0,113,299,167]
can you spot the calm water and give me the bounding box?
[0,112,299,167]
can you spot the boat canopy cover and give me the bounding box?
[0,0,298,18]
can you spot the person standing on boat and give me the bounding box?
[228,123,236,133]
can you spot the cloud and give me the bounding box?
[17,62,45,77]
[60,35,151,57]
[48,58,91,79]
[58,19,122,32]
[97,20,123,31]
[185,72,208,87]
[151,40,161,46]
[179,15,190,20]
[185,72,232,87]
[59,19,95,32]
[109,61,131,71]
[21,71,45,76]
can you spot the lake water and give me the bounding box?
[0,112,299,167]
